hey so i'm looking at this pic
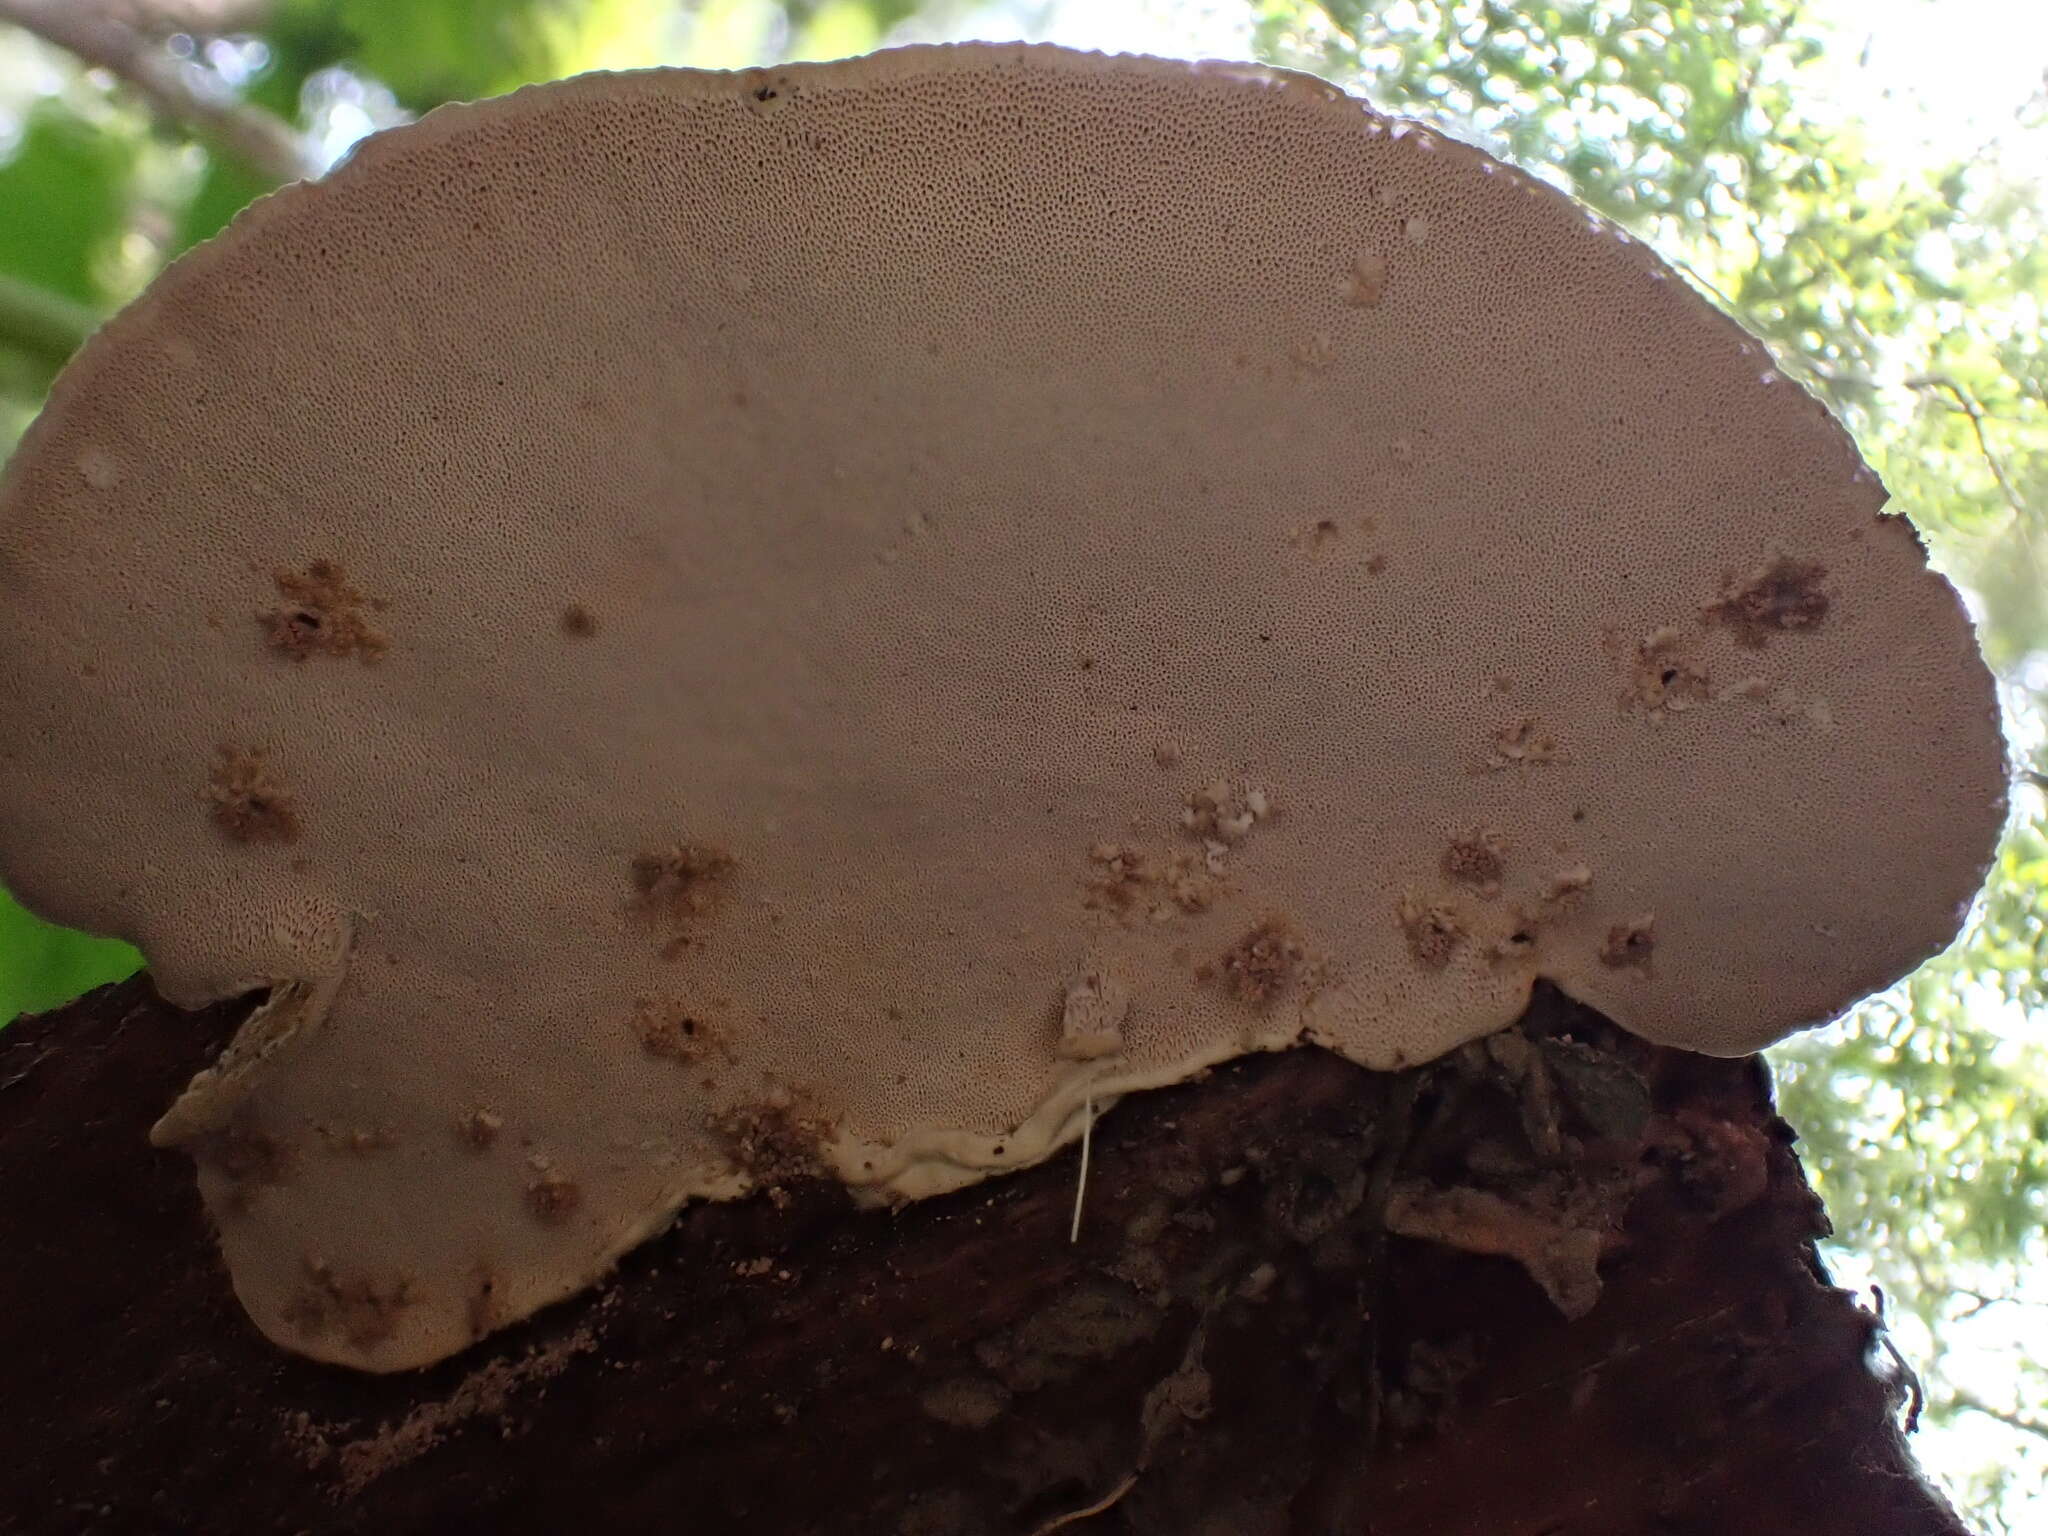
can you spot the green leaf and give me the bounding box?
[0,885,140,1028]
[0,103,136,308]
[285,0,668,111]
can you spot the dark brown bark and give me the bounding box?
[0,977,1968,1536]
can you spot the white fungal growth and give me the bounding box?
[0,44,2002,1374]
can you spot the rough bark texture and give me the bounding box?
[1,976,1968,1536]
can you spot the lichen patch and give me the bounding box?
[1706,556,1829,647]
[261,559,388,662]
[207,745,299,843]
[1398,893,1465,968]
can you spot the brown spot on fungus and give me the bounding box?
[1083,842,1151,913]
[206,746,299,844]
[1292,332,1337,371]
[1600,916,1658,972]
[559,602,598,638]
[631,995,723,1062]
[1399,894,1466,969]
[1625,630,1711,718]
[631,843,735,920]
[261,559,387,662]
[1485,921,1539,964]
[282,1257,414,1351]
[524,1167,582,1225]
[465,1267,500,1340]
[1441,829,1506,896]
[194,1121,292,1188]
[1215,918,1303,1006]
[712,1094,834,1187]
[324,1126,397,1155]
[1707,556,1830,646]
[1286,517,1343,550]
[1486,718,1559,770]
[1180,779,1271,845]
[457,1108,502,1150]
[1345,251,1388,307]
[1083,842,1214,918]
[1541,865,1593,905]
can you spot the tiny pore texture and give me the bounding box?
[0,46,2005,1371]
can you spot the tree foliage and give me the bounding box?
[1,0,2041,1525]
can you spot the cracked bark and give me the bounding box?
[0,977,1971,1535]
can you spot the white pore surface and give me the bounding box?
[0,46,2004,1369]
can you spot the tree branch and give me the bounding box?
[1951,1391,2048,1442]
[0,272,99,370]
[0,0,316,184]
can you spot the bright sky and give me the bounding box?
[1810,0,2048,170]
[963,0,2048,180]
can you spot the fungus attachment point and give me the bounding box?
[0,44,2004,1370]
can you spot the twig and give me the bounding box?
[1906,373,2034,522]
[0,0,316,183]
[1026,1471,1138,1534]
[0,271,99,368]
[1068,1092,1093,1244]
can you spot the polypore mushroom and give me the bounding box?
[0,45,2004,1371]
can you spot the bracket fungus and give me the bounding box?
[0,45,2006,1371]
